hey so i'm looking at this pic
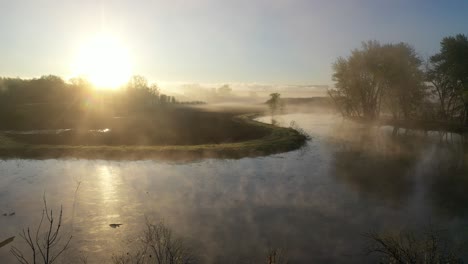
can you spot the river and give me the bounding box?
[0,113,467,263]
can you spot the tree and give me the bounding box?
[10,196,72,264]
[127,75,149,90]
[69,77,92,89]
[330,41,425,120]
[429,34,468,124]
[125,75,160,109]
[426,63,463,120]
[379,43,426,120]
[149,84,160,105]
[112,220,197,264]
[366,228,462,264]
[266,93,282,115]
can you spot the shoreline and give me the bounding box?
[0,114,308,161]
[349,116,468,134]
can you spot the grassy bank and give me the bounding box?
[0,113,308,161]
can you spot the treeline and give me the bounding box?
[329,34,468,126]
[121,75,177,109]
[0,75,178,109]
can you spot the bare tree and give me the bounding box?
[10,195,72,264]
[366,228,462,264]
[113,220,197,264]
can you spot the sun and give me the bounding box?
[72,34,132,89]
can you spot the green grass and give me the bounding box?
[0,114,308,161]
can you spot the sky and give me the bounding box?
[0,0,467,86]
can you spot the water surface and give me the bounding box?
[0,113,467,263]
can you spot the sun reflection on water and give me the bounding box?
[97,165,121,220]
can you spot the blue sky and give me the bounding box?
[0,0,467,85]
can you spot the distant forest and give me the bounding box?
[0,75,179,108]
[0,75,207,130]
[329,34,468,127]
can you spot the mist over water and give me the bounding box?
[0,113,467,263]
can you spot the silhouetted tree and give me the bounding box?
[366,227,462,263]
[125,75,163,109]
[427,63,463,120]
[429,34,468,124]
[127,75,149,90]
[11,196,72,264]
[266,93,283,115]
[112,220,197,264]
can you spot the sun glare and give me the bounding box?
[72,34,132,89]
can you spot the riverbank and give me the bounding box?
[350,116,468,134]
[0,113,308,160]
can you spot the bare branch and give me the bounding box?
[10,196,72,264]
